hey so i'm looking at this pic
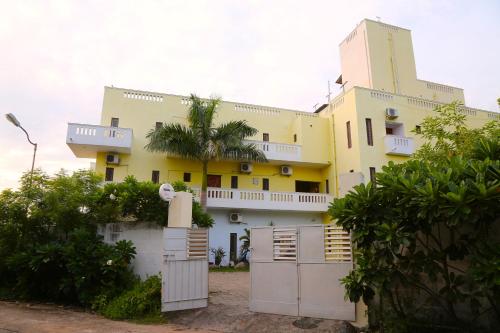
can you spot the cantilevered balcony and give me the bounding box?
[66,123,133,158]
[384,135,415,156]
[192,188,331,212]
[245,140,301,163]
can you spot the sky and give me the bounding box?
[1,0,499,190]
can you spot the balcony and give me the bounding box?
[384,135,414,156]
[245,140,301,163]
[192,188,332,212]
[66,123,133,158]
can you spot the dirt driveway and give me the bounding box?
[0,272,349,333]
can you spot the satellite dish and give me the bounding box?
[159,183,176,202]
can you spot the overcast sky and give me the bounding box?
[1,0,499,190]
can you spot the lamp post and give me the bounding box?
[5,113,38,185]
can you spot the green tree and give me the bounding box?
[413,101,499,163]
[329,103,500,331]
[145,94,267,211]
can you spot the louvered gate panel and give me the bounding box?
[188,228,208,259]
[324,225,352,262]
[273,228,297,261]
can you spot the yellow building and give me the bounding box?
[66,19,498,264]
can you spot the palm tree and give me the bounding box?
[239,228,250,262]
[145,94,267,211]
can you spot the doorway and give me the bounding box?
[230,233,238,263]
[207,175,222,188]
[295,181,320,193]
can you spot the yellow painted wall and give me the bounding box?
[95,87,331,193]
[339,19,465,104]
[89,18,497,202]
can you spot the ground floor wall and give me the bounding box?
[100,209,322,278]
[208,209,323,266]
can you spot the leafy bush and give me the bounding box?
[95,275,162,321]
[102,177,213,227]
[0,170,137,305]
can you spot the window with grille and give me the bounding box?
[262,178,269,191]
[346,121,352,148]
[263,133,269,142]
[105,167,114,181]
[110,117,119,127]
[273,228,297,261]
[231,176,238,189]
[183,172,191,182]
[369,167,376,183]
[109,223,122,242]
[366,118,373,146]
[151,170,160,184]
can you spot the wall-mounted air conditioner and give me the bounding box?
[280,165,293,176]
[386,108,399,119]
[106,153,120,165]
[240,162,252,173]
[229,212,243,223]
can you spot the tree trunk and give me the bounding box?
[201,161,208,213]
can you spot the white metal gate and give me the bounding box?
[249,224,355,320]
[162,227,209,311]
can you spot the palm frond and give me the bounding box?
[212,120,258,144]
[188,94,221,137]
[223,143,268,163]
[145,123,201,160]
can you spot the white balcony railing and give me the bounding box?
[384,135,414,156]
[66,123,133,158]
[245,140,301,162]
[191,187,331,212]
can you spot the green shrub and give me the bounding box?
[210,247,226,266]
[96,275,163,321]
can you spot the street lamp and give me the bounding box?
[5,113,38,185]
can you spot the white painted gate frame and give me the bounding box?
[162,227,209,312]
[249,224,355,320]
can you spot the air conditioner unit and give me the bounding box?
[280,165,293,176]
[386,108,399,119]
[106,153,120,165]
[240,162,252,173]
[229,212,243,223]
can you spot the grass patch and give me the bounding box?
[209,266,249,272]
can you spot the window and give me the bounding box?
[183,172,191,182]
[366,118,373,146]
[386,127,393,135]
[151,170,160,184]
[293,134,297,143]
[369,167,376,183]
[105,167,114,181]
[346,121,352,148]
[231,176,238,189]
[262,178,269,191]
[326,179,329,194]
[110,117,119,127]
[263,133,269,142]
[155,122,162,130]
[415,125,421,134]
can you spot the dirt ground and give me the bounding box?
[0,272,349,333]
